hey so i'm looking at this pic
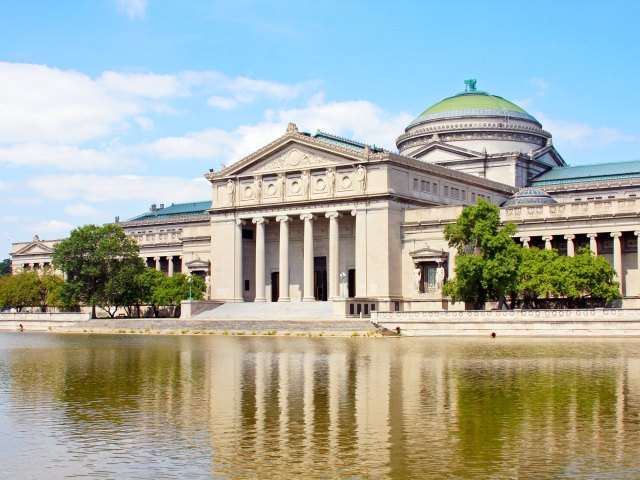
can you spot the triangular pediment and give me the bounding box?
[411,142,482,161]
[409,247,449,262]
[212,130,368,179]
[14,242,54,256]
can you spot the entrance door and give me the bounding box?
[314,256,327,301]
[348,269,356,298]
[271,272,279,302]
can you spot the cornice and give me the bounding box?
[119,215,210,228]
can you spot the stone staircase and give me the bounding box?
[194,301,333,320]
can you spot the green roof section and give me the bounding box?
[421,93,528,116]
[530,159,640,186]
[127,200,211,222]
[313,130,385,153]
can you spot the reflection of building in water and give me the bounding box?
[200,340,640,478]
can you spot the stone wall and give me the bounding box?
[373,309,640,336]
[0,312,91,331]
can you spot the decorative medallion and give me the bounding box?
[341,175,352,189]
[316,178,326,191]
[291,180,301,194]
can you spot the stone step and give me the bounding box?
[194,301,334,320]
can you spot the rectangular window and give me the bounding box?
[462,190,466,202]
[444,186,449,197]
[244,280,250,291]
[421,179,427,192]
[432,183,438,195]
[413,178,418,189]
[472,192,476,202]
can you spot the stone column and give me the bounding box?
[542,235,553,250]
[564,234,575,257]
[635,231,640,269]
[276,216,290,301]
[351,208,367,298]
[154,257,161,271]
[326,212,341,300]
[300,213,315,302]
[178,256,183,274]
[253,217,268,302]
[520,237,530,248]
[611,232,623,293]
[168,256,174,276]
[234,219,245,302]
[587,233,598,255]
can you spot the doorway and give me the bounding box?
[347,269,356,298]
[271,272,279,302]
[314,256,327,301]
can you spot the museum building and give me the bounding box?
[11,81,640,314]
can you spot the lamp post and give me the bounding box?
[188,275,193,301]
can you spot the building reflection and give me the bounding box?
[5,336,640,478]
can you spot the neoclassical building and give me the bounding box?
[11,81,640,314]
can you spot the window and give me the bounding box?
[242,229,254,240]
[462,190,467,202]
[472,192,476,202]
[413,178,418,190]
[444,186,449,197]
[421,179,427,192]
[432,183,438,195]
[244,280,250,291]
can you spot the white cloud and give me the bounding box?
[0,63,139,143]
[0,215,17,222]
[207,96,237,110]
[29,174,210,203]
[23,219,74,235]
[98,71,185,99]
[115,0,147,19]
[0,62,319,144]
[64,204,100,217]
[137,98,411,165]
[0,143,142,171]
[0,180,8,191]
[536,113,638,148]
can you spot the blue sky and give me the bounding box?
[2,0,640,258]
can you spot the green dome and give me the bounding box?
[408,81,539,128]
[421,92,528,116]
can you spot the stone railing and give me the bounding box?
[502,198,639,222]
[374,308,640,322]
[0,312,90,331]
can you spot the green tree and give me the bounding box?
[135,268,166,317]
[0,259,11,276]
[0,271,39,311]
[516,247,560,308]
[52,224,144,318]
[443,200,522,309]
[151,274,205,318]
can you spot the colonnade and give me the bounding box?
[234,210,361,302]
[152,255,183,276]
[520,231,640,293]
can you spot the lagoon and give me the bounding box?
[1,333,640,478]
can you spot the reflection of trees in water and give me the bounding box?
[5,336,640,478]
[453,360,620,478]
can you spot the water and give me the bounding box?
[1,333,640,479]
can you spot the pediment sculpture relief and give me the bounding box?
[253,148,337,173]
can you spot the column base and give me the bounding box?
[278,297,291,302]
[254,297,267,302]
[302,296,316,302]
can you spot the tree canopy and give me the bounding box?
[443,200,621,309]
[0,269,66,312]
[52,224,145,317]
[0,259,11,276]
